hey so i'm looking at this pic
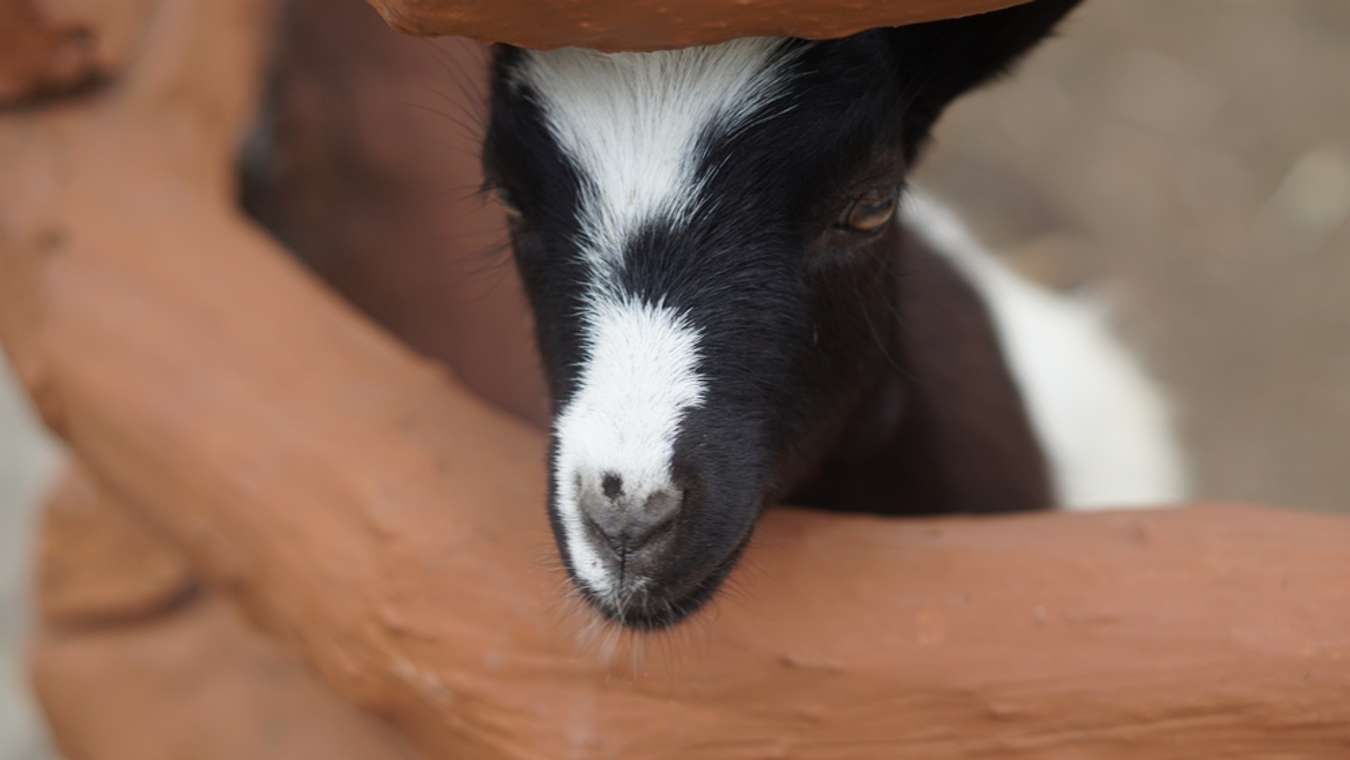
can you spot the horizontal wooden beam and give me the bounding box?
[364,0,1033,51]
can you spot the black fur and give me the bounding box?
[482,0,1081,629]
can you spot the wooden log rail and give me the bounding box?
[363,0,1033,51]
[3,1,1350,758]
[31,467,418,759]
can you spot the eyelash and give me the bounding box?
[834,186,900,235]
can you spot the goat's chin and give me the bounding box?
[570,532,752,631]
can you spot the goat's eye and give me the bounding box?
[837,188,898,233]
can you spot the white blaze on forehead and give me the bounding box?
[553,297,706,597]
[516,37,797,266]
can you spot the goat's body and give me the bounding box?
[904,192,1188,510]
[783,191,1187,516]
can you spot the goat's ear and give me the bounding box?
[890,0,1082,153]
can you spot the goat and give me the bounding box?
[480,0,1186,629]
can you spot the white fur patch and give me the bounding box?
[553,297,706,597]
[903,190,1190,510]
[518,38,797,270]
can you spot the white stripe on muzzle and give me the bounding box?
[553,297,705,596]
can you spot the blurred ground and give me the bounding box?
[918,0,1350,512]
[1,1,1347,756]
[0,361,59,759]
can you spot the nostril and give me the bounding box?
[601,472,623,500]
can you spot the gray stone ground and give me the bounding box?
[917,0,1350,512]
[0,358,59,759]
[1,1,1347,756]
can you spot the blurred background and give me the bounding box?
[2,1,1348,756]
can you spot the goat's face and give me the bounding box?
[482,3,1079,628]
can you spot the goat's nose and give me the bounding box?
[577,473,681,575]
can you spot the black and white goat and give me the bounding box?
[480,0,1186,629]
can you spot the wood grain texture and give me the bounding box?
[0,0,96,104]
[364,0,1033,51]
[29,466,418,760]
[5,2,1350,758]
[0,0,156,104]
[32,598,419,760]
[36,468,195,627]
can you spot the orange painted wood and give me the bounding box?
[366,0,1033,51]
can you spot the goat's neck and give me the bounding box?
[779,223,1053,515]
